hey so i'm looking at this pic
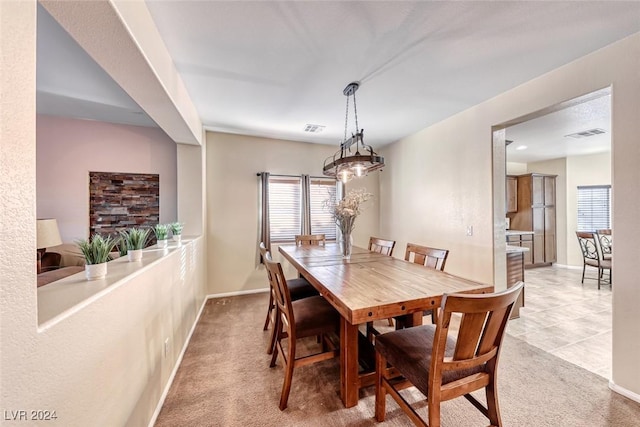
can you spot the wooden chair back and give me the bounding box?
[263,252,296,341]
[368,237,396,256]
[429,282,523,419]
[404,243,449,271]
[375,282,524,426]
[295,234,326,246]
[366,237,397,333]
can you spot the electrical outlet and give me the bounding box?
[164,338,169,358]
[466,226,473,236]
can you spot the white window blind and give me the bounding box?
[577,185,611,232]
[268,177,301,242]
[309,179,337,240]
[266,175,338,243]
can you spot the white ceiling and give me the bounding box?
[37,1,640,158]
[506,94,611,163]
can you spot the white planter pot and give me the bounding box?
[85,262,107,280]
[157,238,168,248]
[172,234,182,244]
[128,249,143,262]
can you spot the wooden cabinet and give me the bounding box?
[510,173,557,268]
[506,251,525,319]
[506,175,518,213]
[507,233,533,265]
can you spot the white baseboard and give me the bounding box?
[551,263,582,270]
[206,287,269,299]
[148,296,209,427]
[609,380,640,403]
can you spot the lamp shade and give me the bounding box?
[37,219,62,249]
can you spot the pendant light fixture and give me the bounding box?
[323,82,384,183]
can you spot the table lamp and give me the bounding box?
[37,218,62,273]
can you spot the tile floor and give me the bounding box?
[507,265,612,378]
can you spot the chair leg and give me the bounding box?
[427,396,442,427]
[597,268,601,290]
[266,309,279,355]
[581,264,586,284]
[279,340,296,410]
[269,316,281,367]
[263,290,274,331]
[375,351,387,422]
[387,317,394,327]
[485,379,502,426]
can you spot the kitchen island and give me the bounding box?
[506,229,535,267]
[506,244,528,318]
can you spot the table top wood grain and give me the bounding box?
[279,243,493,325]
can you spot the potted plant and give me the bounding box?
[76,234,117,280]
[170,222,184,243]
[120,227,151,262]
[153,223,170,248]
[116,236,128,257]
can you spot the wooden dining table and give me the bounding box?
[279,242,494,408]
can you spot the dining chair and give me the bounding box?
[375,281,524,427]
[576,232,611,289]
[295,234,326,246]
[369,236,396,256]
[596,229,612,260]
[264,251,339,410]
[367,237,397,337]
[260,243,319,354]
[405,243,449,270]
[404,243,450,326]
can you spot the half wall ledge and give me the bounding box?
[37,238,197,330]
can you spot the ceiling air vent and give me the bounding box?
[565,128,606,138]
[304,124,325,133]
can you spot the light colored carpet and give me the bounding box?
[155,293,640,426]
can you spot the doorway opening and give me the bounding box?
[492,87,612,378]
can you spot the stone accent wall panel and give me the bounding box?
[89,171,159,236]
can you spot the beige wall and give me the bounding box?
[206,131,381,295]
[37,115,178,241]
[380,33,640,398]
[1,3,208,426]
[506,161,528,175]
[566,152,612,266]
[381,113,496,285]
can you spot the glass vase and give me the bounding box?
[340,233,353,259]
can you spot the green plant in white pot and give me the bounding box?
[170,222,184,243]
[116,236,128,257]
[120,227,151,262]
[153,223,170,248]
[76,234,117,280]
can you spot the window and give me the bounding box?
[577,185,611,232]
[268,177,302,242]
[309,179,337,239]
[266,175,338,243]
